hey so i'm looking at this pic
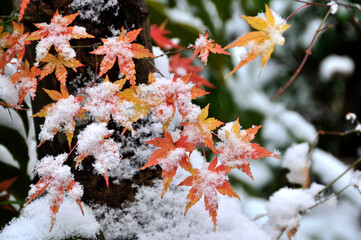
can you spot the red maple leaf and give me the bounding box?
[141,131,194,197]
[27,10,94,62]
[90,27,154,86]
[25,154,84,232]
[216,119,280,179]
[150,23,182,50]
[19,0,31,21]
[192,30,229,65]
[178,157,239,231]
[0,177,18,211]
[169,54,214,88]
[10,60,41,105]
[0,22,30,70]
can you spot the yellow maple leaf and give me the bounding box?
[225,4,291,79]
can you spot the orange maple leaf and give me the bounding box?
[24,154,84,232]
[150,23,182,50]
[40,53,83,85]
[31,84,85,148]
[178,157,239,231]
[10,60,41,105]
[27,10,94,62]
[192,30,229,65]
[0,22,30,70]
[19,0,31,21]
[169,54,214,88]
[141,131,194,197]
[182,104,223,152]
[90,27,154,86]
[224,4,291,79]
[216,119,280,180]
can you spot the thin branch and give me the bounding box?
[293,0,329,8]
[316,157,361,197]
[305,184,350,212]
[271,8,333,101]
[338,2,361,14]
[154,47,192,58]
[147,58,166,78]
[0,200,24,206]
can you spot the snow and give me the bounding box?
[92,150,270,240]
[153,47,171,79]
[38,95,81,142]
[312,149,361,207]
[346,112,357,123]
[327,1,339,15]
[0,195,100,240]
[70,0,119,23]
[0,74,19,106]
[282,143,310,186]
[350,170,361,188]
[264,183,324,239]
[320,55,355,81]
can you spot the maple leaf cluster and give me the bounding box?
[0,3,289,232]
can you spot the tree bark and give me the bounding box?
[15,0,161,209]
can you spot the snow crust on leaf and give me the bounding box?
[282,143,310,186]
[264,183,324,239]
[27,11,94,62]
[38,95,81,143]
[76,122,121,186]
[83,80,123,122]
[215,120,279,180]
[138,74,203,128]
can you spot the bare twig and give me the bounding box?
[316,157,361,197]
[294,0,329,8]
[271,8,333,101]
[154,47,192,58]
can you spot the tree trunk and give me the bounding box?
[15,0,161,209]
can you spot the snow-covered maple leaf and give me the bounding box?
[40,53,83,85]
[150,23,182,50]
[178,157,239,231]
[10,60,40,105]
[25,153,84,232]
[224,4,291,78]
[215,119,279,180]
[83,76,149,134]
[191,30,229,65]
[27,10,94,62]
[182,104,223,152]
[137,73,208,130]
[32,84,85,148]
[76,122,121,187]
[0,22,30,70]
[90,27,154,86]
[141,131,194,197]
[169,54,214,88]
